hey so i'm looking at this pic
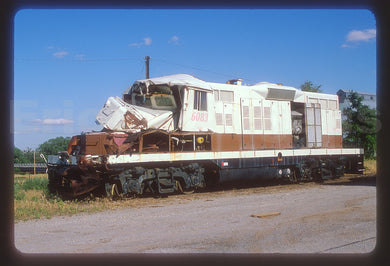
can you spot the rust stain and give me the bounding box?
[67,136,79,154]
[117,142,134,155]
[124,111,147,129]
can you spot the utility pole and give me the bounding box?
[144,56,150,79]
[33,150,36,175]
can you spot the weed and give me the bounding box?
[20,177,48,191]
[15,191,26,201]
[31,196,39,202]
[364,159,376,175]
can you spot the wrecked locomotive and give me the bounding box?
[47,74,364,198]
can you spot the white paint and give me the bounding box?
[106,148,363,165]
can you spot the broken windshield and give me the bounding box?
[129,84,177,111]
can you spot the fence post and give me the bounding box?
[33,150,36,175]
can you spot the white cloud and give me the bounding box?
[168,36,180,45]
[129,37,152,47]
[346,29,376,42]
[32,118,74,125]
[341,29,376,48]
[53,51,69,58]
[143,37,152,46]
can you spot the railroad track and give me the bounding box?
[14,163,47,173]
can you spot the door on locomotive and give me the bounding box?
[306,103,322,148]
[179,87,214,132]
[291,102,306,149]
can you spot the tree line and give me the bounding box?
[14,136,71,164]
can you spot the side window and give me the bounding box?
[194,90,208,111]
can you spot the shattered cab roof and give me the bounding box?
[124,74,213,95]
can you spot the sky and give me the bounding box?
[13,9,377,150]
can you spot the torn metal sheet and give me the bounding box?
[96,96,174,132]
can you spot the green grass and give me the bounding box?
[364,159,376,175]
[13,174,152,222]
[18,177,48,191]
[14,175,105,221]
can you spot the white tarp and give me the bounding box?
[96,97,174,132]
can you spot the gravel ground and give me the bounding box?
[14,175,376,254]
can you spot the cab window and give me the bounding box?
[194,90,207,111]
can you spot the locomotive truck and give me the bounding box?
[47,74,364,198]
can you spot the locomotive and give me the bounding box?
[47,74,364,198]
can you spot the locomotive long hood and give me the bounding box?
[96,96,174,132]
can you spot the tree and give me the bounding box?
[14,147,45,164]
[300,80,322,93]
[14,147,27,163]
[14,137,71,164]
[37,136,72,156]
[342,92,376,159]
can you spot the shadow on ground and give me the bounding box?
[322,174,376,187]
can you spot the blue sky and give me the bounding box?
[13,9,376,150]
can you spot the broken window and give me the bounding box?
[131,84,177,110]
[134,95,152,107]
[193,90,207,111]
[149,85,172,95]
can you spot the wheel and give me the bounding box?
[105,182,122,200]
[175,180,194,195]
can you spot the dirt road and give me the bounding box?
[14,175,376,253]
